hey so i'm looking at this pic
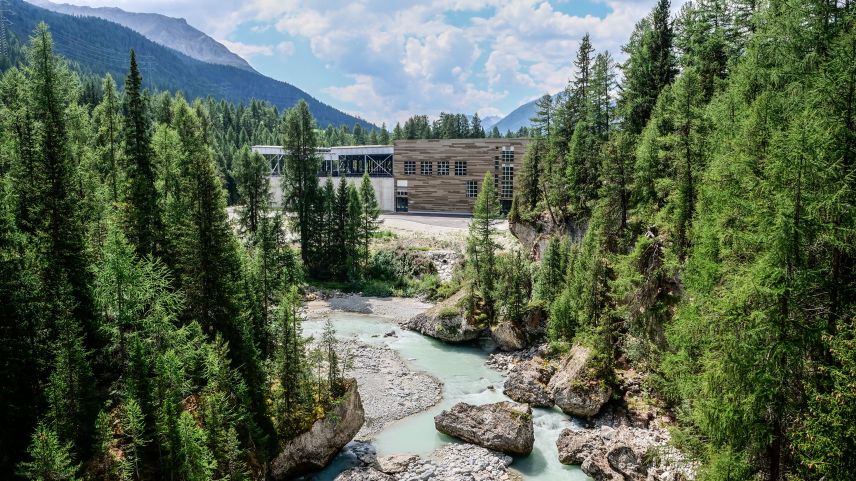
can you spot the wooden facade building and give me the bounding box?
[392,138,530,213]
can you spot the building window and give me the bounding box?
[404,161,415,175]
[455,161,467,176]
[466,180,478,198]
[437,161,449,176]
[501,148,514,163]
[421,161,432,176]
[396,188,408,197]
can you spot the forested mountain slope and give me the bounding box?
[28,0,256,72]
[2,0,374,129]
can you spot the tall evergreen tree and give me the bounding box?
[123,50,161,257]
[234,146,270,236]
[281,100,320,268]
[466,172,501,322]
[358,172,380,273]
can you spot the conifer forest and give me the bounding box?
[0,0,854,480]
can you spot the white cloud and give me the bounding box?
[56,0,686,125]
[275,41,295,56]
[219,39,273,58]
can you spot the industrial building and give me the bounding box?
[252,138,529,214]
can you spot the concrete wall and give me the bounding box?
[269,176,394,212]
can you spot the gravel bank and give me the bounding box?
[305,296,441,439]
[305,294,434,323]
[343,340,443,439]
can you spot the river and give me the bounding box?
[302,311,591,481]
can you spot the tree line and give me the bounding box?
[0,23,357,481]
[490,0,856,479]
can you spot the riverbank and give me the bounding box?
[304,294,442,440]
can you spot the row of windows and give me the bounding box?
[403,160,468,176]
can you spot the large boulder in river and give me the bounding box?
[557,426,676,481]
[270,380,364,480]
[405,290,484,342]
[503,357,557,407]
[434,401,534,455]
[548,344,612,418]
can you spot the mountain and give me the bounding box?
[27,0,255,72]
[481,115,502,129]
[3,0,375,129]
[492,98,538,134]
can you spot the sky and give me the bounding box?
[51,0,676,126]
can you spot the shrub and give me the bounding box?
[436,305,460,320]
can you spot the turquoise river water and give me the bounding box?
[302,311,591,481]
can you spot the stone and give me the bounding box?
[376,454,419,474]
[503,357,556,408]
[556,426,680,481]
[490,320,528,351]
[270,380,365,480]
[433,401,535,456]
[547,344,612,418]
[405,290,483,343]
[334,467,395,481]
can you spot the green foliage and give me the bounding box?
[234,146,270,236]
[466,171,502,322]
[17,423,79,481]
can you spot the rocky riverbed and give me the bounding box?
[344,340,443,438]
[335,443,522,481]
[304,295,442,439]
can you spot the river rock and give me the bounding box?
[503,357,556,407]
[434,401,534,455]
[376,454,419,474]
[548,344,612,418]
[270,380,365,480]
[557,425,681,481]
[404,290,483,343]
[491,320,528,351]
[335,467,395,481]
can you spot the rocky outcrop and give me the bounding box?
[509,213,585,260]
[557,426,694,481]
[503,357,557,407]
[335,444,517,481]
[434,401,535,455]
[270,380,365,480]
[404,290,484,342]
[548,345,612,418]
[491,320,528,351]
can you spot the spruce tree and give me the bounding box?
[92,74,123,203]
[234,146,270,236]
[466,172,501,322]
[123,50,161,257]
[17,422,79,481]
[281,100,320,268]
[358,172,380,273]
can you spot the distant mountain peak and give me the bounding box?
[26,0,255,73]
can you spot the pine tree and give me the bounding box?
[276,286,309,438]
[470,113,485,138]
[379,123,390,144]
[234,146,270,236]
[345,183,363,281]
[281,100,320,268]
[17,422,79,481]
[123,50,161,257]
[120,396,147,481]
[466,172,501,322]
[358,172,380,273]
[531,94,553,137]
[92,74,123,203]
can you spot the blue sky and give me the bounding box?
[56,0,675,126]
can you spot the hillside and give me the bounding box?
[3,0,374,129]
[27,0,255,72]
